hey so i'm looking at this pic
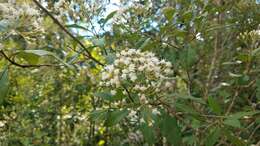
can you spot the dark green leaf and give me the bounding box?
[65,24,89,31]
[89,110,108,122]
[140,123,156,145]
[228,111,260,119]
[173,93,206,104]
[94,92,113,101]
[256,79,260,100]
[0,67,9,104]
[205,128,221,146]
[208,96,222,115]
[160,114,182,146]
[139,38,152,50]
[223,129,246,146]
[105,109,129,126]
[223,119,241,128]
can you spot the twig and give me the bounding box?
[32,0,104,66]
[248,124,260,141]
[122,85,134,103]
[225,88,239,116]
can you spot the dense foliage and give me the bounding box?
[0,0,260,145]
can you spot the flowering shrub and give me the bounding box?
[0,0,260,146]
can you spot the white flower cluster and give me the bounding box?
[127,130,143,143]
[53,0,85,21]
[100,49,174,103]
[0,120,6,128]
[238,29,260,40]
[0,1,43,32]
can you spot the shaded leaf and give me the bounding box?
[228,111,260,119]
[173,93,206,104]
[89,110,108,122]
[105,109,129,126]
[140,123,156,145]
[256,79,260,100]
[205,128,221,146]
[208,96,222,115]
[160,114,182,146]
[0,67,9,104]
[223,119,241,128]
[223,129,246,146]
[139,38,152,50]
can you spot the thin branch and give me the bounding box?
[0,50,61,68]
[248,124,260,141]
[32,0,104,66]
[122,85,134,103]
[225,88,239,116]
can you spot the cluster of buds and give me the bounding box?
[238,29,260,41]
[0,1,44,33]
[100,49,175,104]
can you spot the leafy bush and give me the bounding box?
[0,0,259,145]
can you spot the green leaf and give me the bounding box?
[228,111,260,119]
[160,114,182,146]
[16,50,71,68]
[92,37,106,48]
[105,54,116,64]
[65,24,89,31]
[0,67,9,104]
[223,119,241,128]
[140,106,153,123]
[208,96,222,115]
[256,79,260,100]
[163,7,175,21]
[102,11,117,25]
[173,93,206,104]
[94,90,123,102]
[105,109,129,126]
[223,130,246,146]
[94,92,113,101]
[17,51,40,64]
[139,38,152,50]
[140,123,156,145]
[0,20,9,32]
[180,47,197,68]
[175,103,199,115]
[182,11,193,22]
[205,128,221,146]
[22,50,52,56]
[89,110,108,122]
[252,47,260,56]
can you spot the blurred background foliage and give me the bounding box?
[0,0,260,145]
